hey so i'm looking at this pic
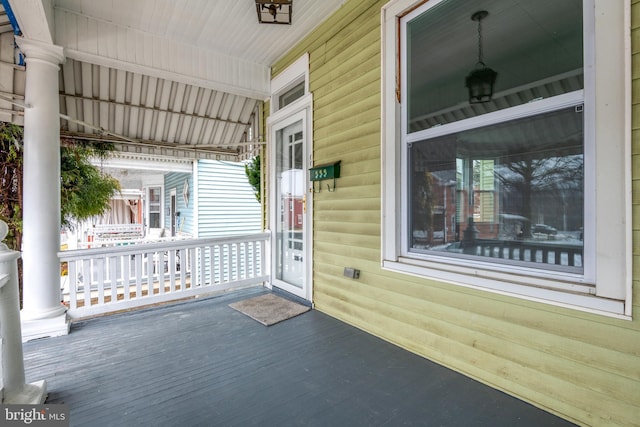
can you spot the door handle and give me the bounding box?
[302,195,307,214]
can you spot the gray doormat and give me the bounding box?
[229,293,310,326]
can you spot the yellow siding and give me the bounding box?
[271,1,640,425]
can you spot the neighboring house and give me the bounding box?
[262,1,638,425]
[161,160,261,239]
[138,160,261,239]
[76,158,260,246]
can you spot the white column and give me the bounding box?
[15,37,70,341]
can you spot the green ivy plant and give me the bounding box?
[244,155,261,202]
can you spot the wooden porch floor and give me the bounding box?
[24,287,576,426]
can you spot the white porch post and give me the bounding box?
[0,221,47,404]
[15,37,70,341]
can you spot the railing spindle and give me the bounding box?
[109,256,118,303]
[122,254,131,301]
[135,253,143,299]
[68,261,77,310]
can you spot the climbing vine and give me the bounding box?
[0,122,24,252]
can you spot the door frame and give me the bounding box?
[267,93,313,301]
[170,189,177,237]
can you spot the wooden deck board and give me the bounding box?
[23,287,575,426]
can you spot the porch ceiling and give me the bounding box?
[2,0,347,161]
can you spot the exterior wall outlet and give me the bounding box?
[343,267,360,279]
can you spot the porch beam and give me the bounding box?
[63,132,237,159]
[112,141,248,162]
[60,131,264,162]
[90,154,194,174]
[62,47,270,101]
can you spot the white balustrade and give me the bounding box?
[59,232,270,319]
[0,220,47,403]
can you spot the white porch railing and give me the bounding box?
[59,232,270,319]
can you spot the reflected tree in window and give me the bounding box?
[495,152,583,237]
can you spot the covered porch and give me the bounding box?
[0,0,341,341]
[1,1,623,424]
[24,287,575,426]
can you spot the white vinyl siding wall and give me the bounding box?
[196,160,261,238]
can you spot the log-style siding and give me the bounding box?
[272,1,640,425]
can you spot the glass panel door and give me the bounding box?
[275,118,306,294]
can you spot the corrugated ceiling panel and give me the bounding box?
[58,58,258,158]
[0,5,12,34]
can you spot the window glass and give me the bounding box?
[409,105,584,273]
[406,0,585,274]
[148,187,161,229]
[406,0,583,132]
[279,81,305,110]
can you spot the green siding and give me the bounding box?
[271,1,640,425]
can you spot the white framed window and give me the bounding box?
[146,186,163,230]
[381,0,631,317]
[270,53,310,114]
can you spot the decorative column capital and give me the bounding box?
[15,37,65,66]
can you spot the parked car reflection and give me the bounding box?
[532,224,557,236]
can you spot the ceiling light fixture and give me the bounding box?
[255,0,292,25]
[465,10,497,104]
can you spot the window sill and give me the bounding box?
[382,258,628,319]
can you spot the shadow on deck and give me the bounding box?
[24,287,575,426]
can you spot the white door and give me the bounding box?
[170,191,177,237]
[270,109,311,300]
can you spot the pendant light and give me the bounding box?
[255,0,292,25]
[465,11,497,104]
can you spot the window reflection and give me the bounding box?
[406,0,583,132]
[410,106,584,272]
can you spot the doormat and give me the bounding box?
[229,293,310,326]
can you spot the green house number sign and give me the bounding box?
[310,161,340,181]
[309,161,341,192]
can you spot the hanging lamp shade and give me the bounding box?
[465,65,498,104]
[256,0,292,25]
[465,11,497,104]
